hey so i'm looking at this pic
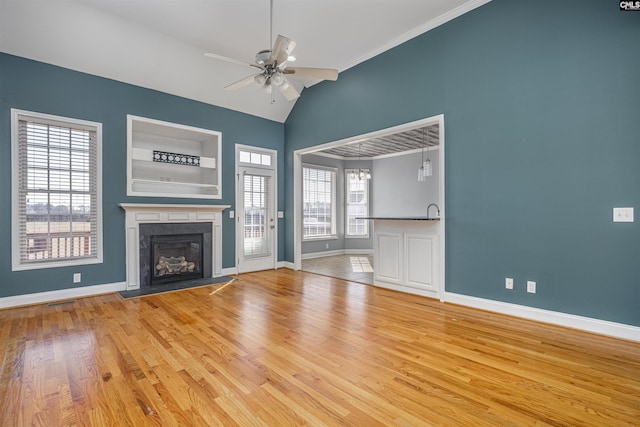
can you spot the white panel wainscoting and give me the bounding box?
[120,203,230,290]
[372,219,442,300]
[404,233,438,293]
[375,232,402,285]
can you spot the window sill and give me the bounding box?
[12,255,103,272]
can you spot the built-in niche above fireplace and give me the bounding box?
[120,204,230,290]
[139,222,211,287]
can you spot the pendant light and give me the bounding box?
[351,143,371,181]
[423,127,433,177]
[418,128,427,182]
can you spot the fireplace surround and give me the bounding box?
[120,204,229,290]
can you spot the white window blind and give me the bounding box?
[345,170,369,237]
[303,165,336,239]
[12,110,102,270]
[243,173,271,259]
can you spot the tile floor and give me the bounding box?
[301,254,374,285]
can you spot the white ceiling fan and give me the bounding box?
[204,0,338,101]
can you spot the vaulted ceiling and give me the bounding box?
[0,0,489,123]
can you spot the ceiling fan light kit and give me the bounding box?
[255,50,272,65]
[203,0,338,102]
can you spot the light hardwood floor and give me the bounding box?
[1,269,639,426]
[302,254,374,285]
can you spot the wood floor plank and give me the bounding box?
[1,268,639,426]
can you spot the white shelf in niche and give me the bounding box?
[127,115,222,199]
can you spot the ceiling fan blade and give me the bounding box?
[270,34,296,64]
[225,75,257,91]
[204,52,262,70]
[278,79,300,101]
[284,67,338,81]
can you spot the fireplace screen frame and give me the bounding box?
[151,233,203,285]
[139,222,212,287]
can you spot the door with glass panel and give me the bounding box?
[237,167,276,273]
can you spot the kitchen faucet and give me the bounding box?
[427,203,440,219]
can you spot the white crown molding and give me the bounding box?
[336,0,493,73]
[0,282,126,310]
[445,292,640,343]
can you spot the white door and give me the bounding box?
[237,167,276,273]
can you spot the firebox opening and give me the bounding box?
[151,234,203,285]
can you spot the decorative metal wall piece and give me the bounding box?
[153,150,200,167]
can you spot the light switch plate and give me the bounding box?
[277,211,284,218]
[229,210,235,219]
[613,207,634,223]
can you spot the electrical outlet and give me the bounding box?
[229,210,235,219]
[325,243,329,249]
[527,280,536,294]
[73,273,81,283]
[505,277,513,290]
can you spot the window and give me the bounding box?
[239,149,272,167]
[303,165,336,239]
[345,170,369,237]
[11,109,102,270]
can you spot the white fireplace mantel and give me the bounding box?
[120,203,230,290]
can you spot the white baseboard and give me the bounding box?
[278,261,295,269]
[222,263,294,275]
[444,292,640,343]
[345,249,374,255]
[302,249,373,260]
[221,267,238,276]
[302,249,345,260]
[0,281,126,309]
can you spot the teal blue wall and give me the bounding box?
[284,0,640,326]
[0,53,284,297]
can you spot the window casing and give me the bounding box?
[11,109,103,271]
[345,170,369,238]
[302,165,336,240]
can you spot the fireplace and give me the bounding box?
[139,222,212,287]
[120,204,229,290]
[151,234,203,285]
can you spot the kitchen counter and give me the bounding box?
[359,217,441,221]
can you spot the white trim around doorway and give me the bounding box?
[235,144,278,274]
[293,114,446,300]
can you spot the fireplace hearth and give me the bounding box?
[139,222,212,287]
